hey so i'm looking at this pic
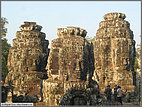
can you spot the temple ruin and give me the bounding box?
[42,27,100,105]
[93,13,136,93]
[3,12,139,105]
[5,22,49,101]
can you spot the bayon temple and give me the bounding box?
[2,13,141,105]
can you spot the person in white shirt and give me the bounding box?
[117,85,127,105]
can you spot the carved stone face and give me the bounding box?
[26,58,38,71]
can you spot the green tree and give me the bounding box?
[1,17,11,82]
[134,58,139,72]
[1,17,8,38]
[85,36,96,43]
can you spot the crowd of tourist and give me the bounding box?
[104,85,127,105]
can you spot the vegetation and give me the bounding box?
[1,17,8,38]
[85,36,96,43]
[1,17,11,82]
[134,35,141,72]
[134,58,139,72]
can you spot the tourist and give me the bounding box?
[105,85,112,101]
[104,86,107,100]
[113,85,118,101]
[117,86,123,105]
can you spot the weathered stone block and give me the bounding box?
[43,27,96,105]
[93,13,136,93]
[5,22,49,100]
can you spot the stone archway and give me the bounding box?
[60,89,90,105]
[72,96,87,105]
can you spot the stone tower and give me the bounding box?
[93,13,136,93]
[5,22,49,97]
[42,27,97,105]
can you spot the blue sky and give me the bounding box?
[1,1,141,48]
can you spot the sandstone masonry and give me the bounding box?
[5,22,49,99]
[42,27,98,105]
[93,13,136,93]
[4,12,138,105]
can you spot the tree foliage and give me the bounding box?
[134,58,139,72]
[85,36,96,43]
[1,17,8,38]
[1,17,11,82]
